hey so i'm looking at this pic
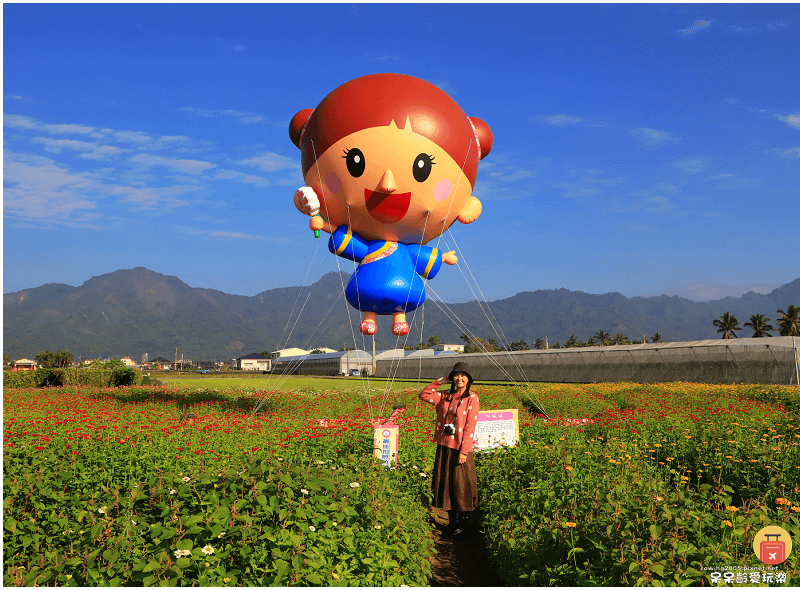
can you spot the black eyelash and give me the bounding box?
[342,148,350,158]
[428,154,436,164]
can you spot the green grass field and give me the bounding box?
[157,373,430,393]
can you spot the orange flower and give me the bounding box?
[726,506,739,512]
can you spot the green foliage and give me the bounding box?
[34,349,74,368]
[478,382,800,586]
[3,384,434,586]
[4,380,799,586]
[3,366,142,388]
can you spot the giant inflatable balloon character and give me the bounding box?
[290,73,492,336]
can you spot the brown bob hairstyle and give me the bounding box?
[289,73,492,189]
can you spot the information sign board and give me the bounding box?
[473,409,519,451]
[373,424,399,468]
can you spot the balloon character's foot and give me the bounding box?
[360,320,377,335]
[391,322,410,336]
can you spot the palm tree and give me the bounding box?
[650,332,664,343]
[743,314,774,337]
[613,333,630,345]
[593,330,612,346]
[564,335,579,348]
[776,305,800,336]
[713,312,741,339]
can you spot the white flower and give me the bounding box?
[349,482,360,488]
[201,545,215,555]
[98,507,106,514]
[174,549,192,558]
[301,488,309,495]
[170,489,177,495]
[332,522,337,526]
[374,524,382,530]
[182,476,191,482]
[217,532,226,538]
[420,473,426,477]
[316,460,325,464]
[308,525,316,532]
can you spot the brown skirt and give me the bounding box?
[430,444,478,512]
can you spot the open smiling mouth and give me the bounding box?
[364,189,412,224]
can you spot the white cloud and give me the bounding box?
[776,147,800,159]
[179,106,269,125]
[189,228,267,240]
[3,153,101,227]
[544,115,584,126]
[129,153,216,174]
[239,151,298,172]
[371,54,401,64]
[110,185,197,211]
[42,123,96,135]
[432,80,458,96]
[4,114,37,129]
[628,128,681,150]
[678,19,712,37]
[114,130,153,143]
[214,169,270,188]
[673,157,709,175]
[32,137,97,153]
[654,182,680,194]
[776,114,800,129]
[731,20,791,34]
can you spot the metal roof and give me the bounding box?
[272,349,373,363]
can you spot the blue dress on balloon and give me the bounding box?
[328,225,443,314]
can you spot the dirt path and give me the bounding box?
[427,508,505,587]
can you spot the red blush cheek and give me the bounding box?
[434,179,452,202]
[325,171,343,195]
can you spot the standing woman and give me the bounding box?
[419,362,480,537]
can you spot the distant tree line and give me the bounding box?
[713,305,800,339]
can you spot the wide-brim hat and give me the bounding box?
[448,362,473,383]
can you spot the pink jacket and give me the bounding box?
[419,381,481,455]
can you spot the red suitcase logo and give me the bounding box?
[760,534,786,565]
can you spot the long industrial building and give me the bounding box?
[374,337,800,386]
[270,348,458,376]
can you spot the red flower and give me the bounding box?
[35,445,44,450]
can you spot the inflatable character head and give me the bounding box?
[290,73,492,244]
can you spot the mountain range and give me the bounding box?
[3,267,799,361]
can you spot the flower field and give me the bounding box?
[3,379,800,586]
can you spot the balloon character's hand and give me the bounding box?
[295,187,322,237]
[442,251,458,265]
[294,187,320,217]
[310,216,324,236]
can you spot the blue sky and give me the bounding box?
[4,3,799,303]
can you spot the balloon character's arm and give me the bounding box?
[294,187,333,237]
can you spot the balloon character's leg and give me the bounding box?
[360,312,378,335]
[391,312,410,336]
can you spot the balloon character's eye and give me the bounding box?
[343,148,365,178]
[412,153,435,182]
